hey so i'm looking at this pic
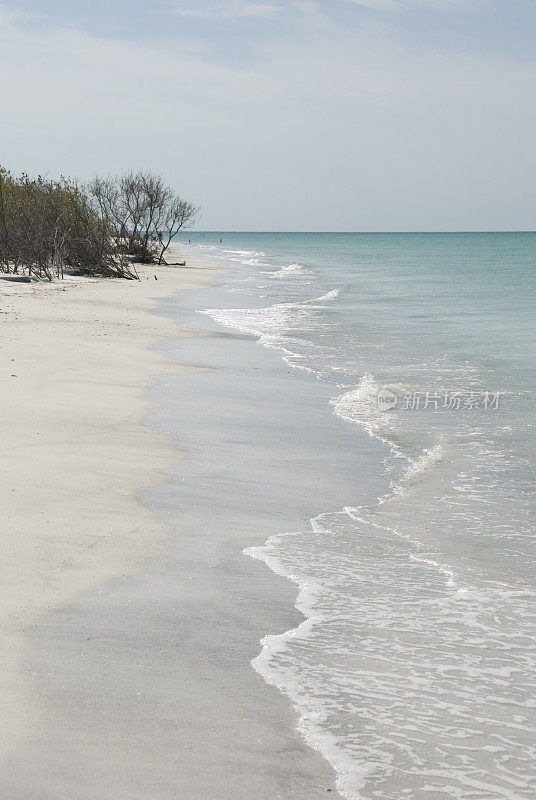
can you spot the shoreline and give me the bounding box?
[0,252,219,758]
[2,232,531,798]
[1,248,343,799]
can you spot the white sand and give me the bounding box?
[0,251,341,799]
[0,253,218,758]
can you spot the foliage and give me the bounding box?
[0,167,198,279]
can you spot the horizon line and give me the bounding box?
[182,230,536,235]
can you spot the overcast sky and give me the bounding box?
[0,1,535,230]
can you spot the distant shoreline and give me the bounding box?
[177,229,536,234]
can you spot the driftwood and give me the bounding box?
[166,261,186,267]
[0,275,31,283]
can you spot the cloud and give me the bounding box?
[172,1,281,19]
[0,2,534,230]
[340,0,477,10]
[0,3,42,24]
[339,0,399,9]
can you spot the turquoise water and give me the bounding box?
[180,232,536,799]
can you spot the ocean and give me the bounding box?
[178,232,536,800]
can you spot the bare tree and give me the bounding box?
[88,171,198,265]
[0,166,197,280]
[158,197,198,264]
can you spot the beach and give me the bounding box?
[0,251,339,798]
[160,233,535,800]
[2,232,535,800]
[1,0,532,794]
[0,257,212,751]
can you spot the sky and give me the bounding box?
[0,0,535,230]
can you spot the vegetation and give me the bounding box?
[89,171,198,266]
[0,168,198,280]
